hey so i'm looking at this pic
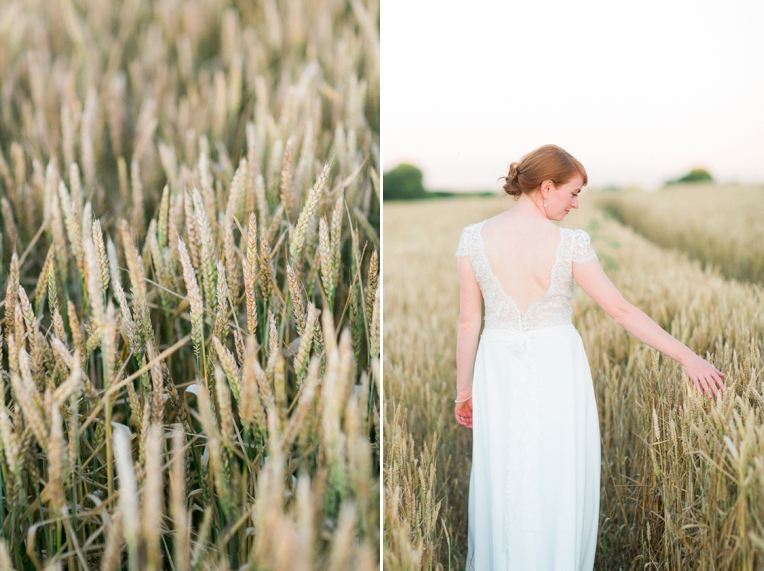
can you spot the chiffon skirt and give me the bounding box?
[466,323,600,571]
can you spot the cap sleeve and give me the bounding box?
[571,229,597,264]
[455,225,474,257]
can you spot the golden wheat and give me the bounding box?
[384,195,764,570]
[593,183,764,284]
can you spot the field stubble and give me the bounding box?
[384,195,764,570]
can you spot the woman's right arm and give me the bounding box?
[572,257,726,397]
[455,256,483,427]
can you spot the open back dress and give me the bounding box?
[455,220,601,571]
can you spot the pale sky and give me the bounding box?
[382,0,764,191]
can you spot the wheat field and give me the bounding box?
[593,184,764,284]
[383,194,764,570]
[0,0,379,569]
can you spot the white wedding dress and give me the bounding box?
[456,220,601,571]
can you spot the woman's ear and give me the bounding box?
[541,179,554,198]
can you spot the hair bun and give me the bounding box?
[501,162,522,197]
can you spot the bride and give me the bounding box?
[453,144,726,570]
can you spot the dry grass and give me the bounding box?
[593,183,764,284]
[0,0,379,569]
[383,194,764,570]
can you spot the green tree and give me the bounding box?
[671,168,714,184]
[383,163,427,200]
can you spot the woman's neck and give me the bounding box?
[512,191,547,220]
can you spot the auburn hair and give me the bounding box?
[501,144,587,198]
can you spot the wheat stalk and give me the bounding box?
[290,163,331,266]
[213,335,241,402]
[178,238,205,361]
[113,425,140,571]
[143,423,164,571]
[0,1,379,567]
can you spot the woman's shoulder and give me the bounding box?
[455,220,486,257]
[561,227,597,262]
[561,227,593,242]
[459,219,488,237]
[463,218,488,230]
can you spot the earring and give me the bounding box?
[543,200,547,208]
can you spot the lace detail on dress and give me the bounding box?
[460,221,596,331]
[571,229,598,264]
[455,224,476,257]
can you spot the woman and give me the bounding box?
[453,144,726,570]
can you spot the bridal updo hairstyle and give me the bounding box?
[501,144,588,198]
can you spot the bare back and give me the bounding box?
[481,211,562,314]
[455,214,597,331]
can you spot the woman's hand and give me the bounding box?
[682,353,726,397]
[455,397,473,429]
[574,261,728,398]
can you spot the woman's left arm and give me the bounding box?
[455,256,483,428]
[573,257,726,397]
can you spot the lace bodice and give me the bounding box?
[455,220,597,331]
